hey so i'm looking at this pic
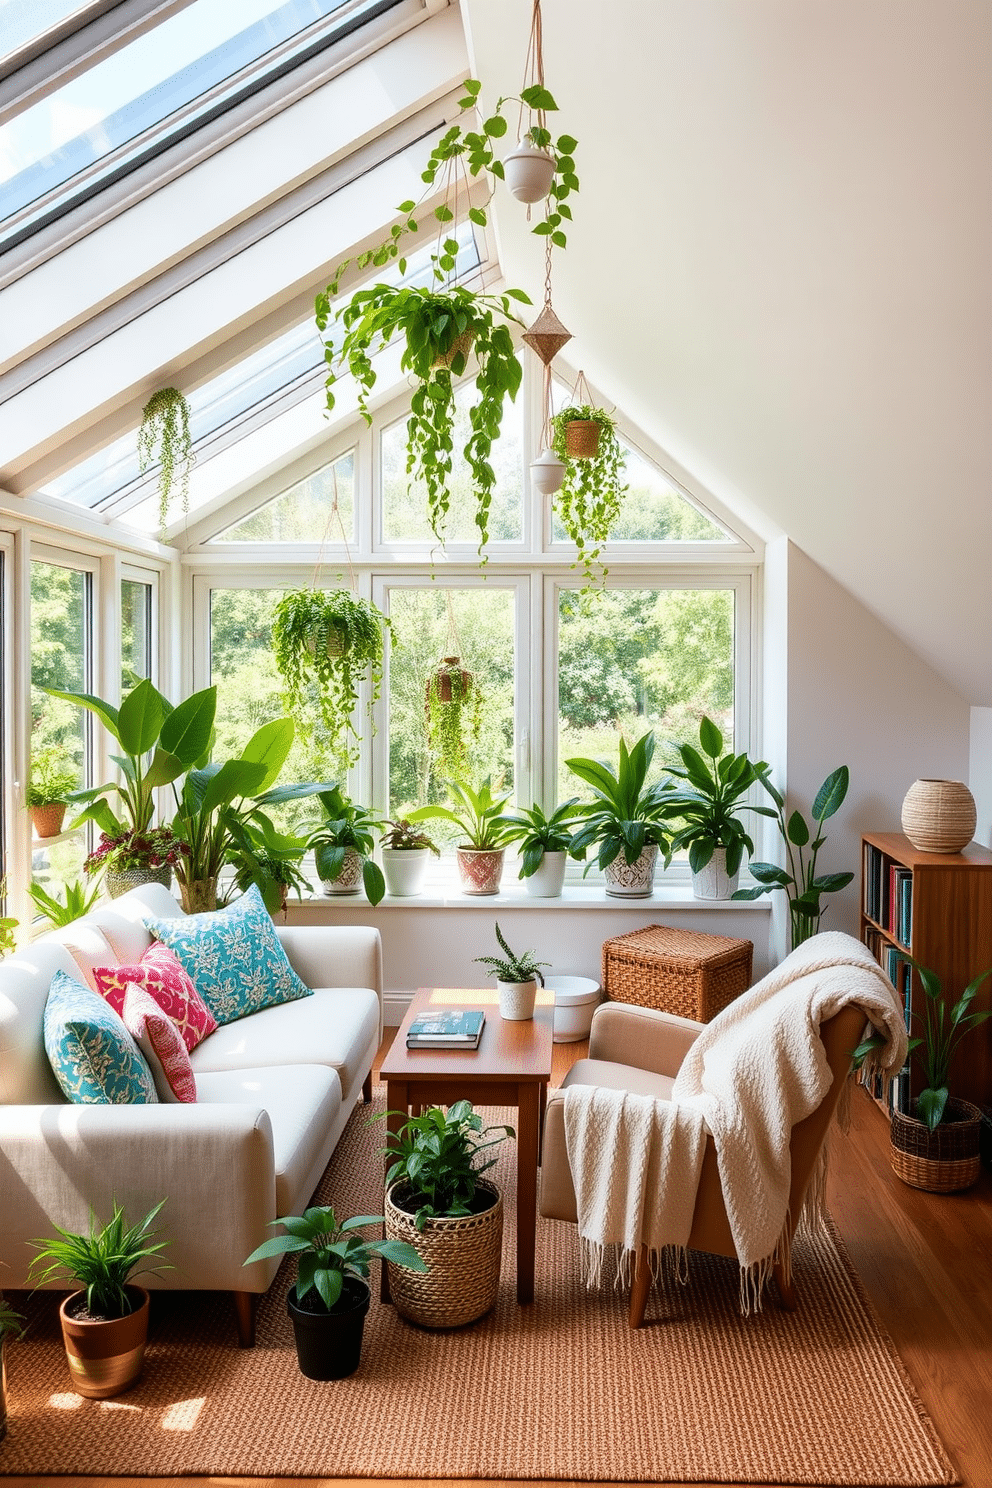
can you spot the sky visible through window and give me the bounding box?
[0,0,92,56]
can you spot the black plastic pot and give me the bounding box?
[287,1279,370,1380]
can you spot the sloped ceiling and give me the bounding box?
[464,0,992,705]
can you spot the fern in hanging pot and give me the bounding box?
[137,387,194,534]
[272,590,393,768]
[425,657,482,781]
[550,405,627,588]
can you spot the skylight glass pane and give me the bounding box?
[0,0,395,232]
[0,0,92,55]
[214,449,355,542]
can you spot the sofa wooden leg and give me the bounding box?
[772,1261,797,1311]
[629,1244,651,1328]
[363,1071,373,1104]
[233,1290,259,1347]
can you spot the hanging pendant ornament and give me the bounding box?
[522,302,572,366]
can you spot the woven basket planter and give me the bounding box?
[900,778,977,853]
[431,330,474,372]
[563,418,601,458]
[385,1179,502,1329]
[30,803,67,839]
[105,866,172,900]
[890,1098,982,1192]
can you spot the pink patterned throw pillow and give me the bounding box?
[121,984,197,1103]
[94,942,218,1051]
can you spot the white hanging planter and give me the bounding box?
[530,447,566,495]
[503,138,556,203]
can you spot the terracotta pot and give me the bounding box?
[427,657,472,705]
[179,876,218,914]
[456,847,504,896]
[59,1285,149,1399]
[30,803,67,839]
[321,847,363,895]
[900,779,977,853]
[604,843,658,898]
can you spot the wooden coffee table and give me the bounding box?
[379,986,554,1305]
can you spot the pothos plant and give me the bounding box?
[137,387,194,534]
[271,589,393,768]
[550,406,628,587]
[426,658,482,781]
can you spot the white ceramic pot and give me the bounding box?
[381,847,431,897]
[503,138,556,202]
[497,978,538,1020]
[456,847,504,896]
[529,447,566,496]
[604,843,658,898]
[691,847,740,901]
[321,847,363,895]
[523,849,568,898]
[544,974,603,1043]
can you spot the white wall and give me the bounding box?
[970,707,992,848]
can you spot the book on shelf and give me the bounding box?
[406,1009,486,1048]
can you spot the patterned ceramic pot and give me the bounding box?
[105,866,172,899]
[604,843,658,898]
[321,848,363,895]
[456,847,505,896]
[497,978,538,1020]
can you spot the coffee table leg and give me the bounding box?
[516,1082,540,1303]
[382,1079,409,1303]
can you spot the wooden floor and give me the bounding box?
[5,1041,992,1488]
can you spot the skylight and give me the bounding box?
[0,0,94,57]
[0,0,406,249]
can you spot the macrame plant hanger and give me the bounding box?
[309,462,356,595]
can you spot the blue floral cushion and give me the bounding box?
[44,969,158,1104]
[143,884,311,1025]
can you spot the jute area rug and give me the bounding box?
[1,1090,956,1486]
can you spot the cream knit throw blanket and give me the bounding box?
[564,931,908,1309]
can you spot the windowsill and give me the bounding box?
[287,882,773,912]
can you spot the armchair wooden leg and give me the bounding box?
[362,1071,373,1104]
[233,1290,259,1347]
[629,1244,652,1328]
[772,1261,797,1311]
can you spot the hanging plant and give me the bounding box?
[425,657,483,781]
[317,283,528,556]
[272,589,393,767]
[137,388,194,534]
[550,405,628,588]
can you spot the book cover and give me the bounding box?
[406,1009,486,1046]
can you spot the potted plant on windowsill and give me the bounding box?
[310,787,385,905]
[550,404,627,588]
[380,1100,514,1329]
[0,1298,25,1441]
[244,1206,425,1380]
[474,921,549,1021]
[26,747,78,839]
[409,778,512,896]
[500,798,581,897]
[379,818,440,898]
[84,825,187,899]
[566,731,673,897]
[28,1200,169,1399]
[663,716,767,899]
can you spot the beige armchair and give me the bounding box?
[540,998,866,1327]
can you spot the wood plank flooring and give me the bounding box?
[4,1040,991,1488]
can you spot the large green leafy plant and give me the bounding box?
[664,716,765,878]
[566,731,673,872]
[29,1201,170,1319]
[550,405,627,587]
[733,765,854,948]
[244,1206,424,1312]
[500,798,581,879]
[381,1100,514,1230]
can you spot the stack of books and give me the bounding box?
[406,1009,486,1049]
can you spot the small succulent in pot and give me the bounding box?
[474,921,549,987]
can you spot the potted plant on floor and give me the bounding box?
[500,798,581,897]
[409,778,512,895]
[310,786,385,905]
[860,955,992,1193]
[271,589,392,770]
[566,731,673,897]
[474,921,549,1021]
[663,716,767,899]
[0,1298,24,1441]
[28,1200,169,1399]
[549,403,627,588]
[244,1206,425,1379]
[379,818,440,898]
[26,747,78,839]
[381,1100,514,1328]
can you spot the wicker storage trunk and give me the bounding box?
[601,925,753,1023]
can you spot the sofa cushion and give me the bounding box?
[122,984,197,1103]
[43,970,158,1105]
[94,943,218,1051]
[188,985,379,1103]
[48,920,122,992]
[194,1064,342,1216]
[144,885,311,1026]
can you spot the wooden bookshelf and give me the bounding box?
[860,831,992,1110]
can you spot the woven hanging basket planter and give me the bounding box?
[384,1179,503,1329]
[890,1098,982,1192]
[900,778,977,853]
[427,657,472,705]
[563,418,602,458]
[431,330,474,372]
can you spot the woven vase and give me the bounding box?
[385,1180,502,1329]
[105,866,172,900]
[431,331,474,372]
[890,1098,982,1192]
[900,779,977,853]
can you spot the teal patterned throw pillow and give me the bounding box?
[44,969,158,1104]
[143,883,311,1026]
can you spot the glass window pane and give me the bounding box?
[30,560,90,897]
[121,577,152,689]
[0,0,92,55]
[386,586,515,826]
[214,450,355,543]
[381,383,524,545]
[557,587,735,802]
[608,445,728,542]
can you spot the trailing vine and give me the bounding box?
[426,659,483,781]
[137,387,194,534]
[271,589,393,768]
[550,405,628,587]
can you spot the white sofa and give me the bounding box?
[0,883,382,1344]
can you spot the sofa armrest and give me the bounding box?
[0,1103,280,1293]
[589,1001,704,1077]
[276,925,382,996]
